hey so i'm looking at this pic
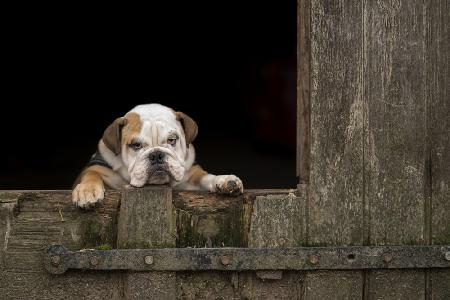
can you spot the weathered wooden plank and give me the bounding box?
[426,0,450,297]
[309,0,365,247]
[117,186,176,300]
[304,271,363,300]
[173,189,294,248]
[367,270,425,300]
[241,193,304,299]
[0,270,123,300]
[176,271,239,299]
[297,0,311,183]
[364,0,426,247]
[2,192,120,266]
[307,0,365,298]
[0,191,123,299]
[239,271,303,300]
[248,193,302,248]
[363,0,428,298]
[0,193,18,270]
[426,0,450,247]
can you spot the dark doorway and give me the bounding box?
[1,1,297,189]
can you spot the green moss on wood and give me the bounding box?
[95,244,113,250]
[176,201,247,248]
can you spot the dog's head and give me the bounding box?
[100,104,197,187]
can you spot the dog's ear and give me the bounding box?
[102,117,127,155]
[176,111,198,146]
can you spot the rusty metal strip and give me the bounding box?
[44,244,450,275]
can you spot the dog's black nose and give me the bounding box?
[149,151,165,165]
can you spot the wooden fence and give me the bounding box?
[1,0,449,298]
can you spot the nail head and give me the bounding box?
[309,255,319,265]
[445,251,450,261]
[383,253,393,263]
[144,255,154,265]
[90,256,99,266]
[220,255,230,266]
[51,255,61,266]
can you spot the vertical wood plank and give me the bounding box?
[307,0,365,298]
[297,0,311,183]
[426,0,450,298]
[309,0,365,248]
[117,186,176,300]
[364,0,426,247]
[248,194,302,248]
[240,194,303,299]
[364,0,427,298]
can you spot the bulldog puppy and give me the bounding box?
[72,103,243,208]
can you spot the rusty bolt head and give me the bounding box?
[445,251,450,261]
[220,255,230,266]
[383,253,393,263]
[90,256,99,266]
[309,255,319,265]
[51,255,61,266]
[144,255,154,265]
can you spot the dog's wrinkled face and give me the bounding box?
[102,104,197,187]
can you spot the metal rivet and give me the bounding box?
[90,256,99,266]
[144,255,154,265]
[445,251,450,261]
[51,255,61,266]
[309,255,319,265]
[383,253,393,263]
[220,255,230,266]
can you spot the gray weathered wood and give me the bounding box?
[367,270,425,300]
[0,191,122,299]
[307,0,365,298]
[309,0,365,247]
[1,189,300,299]
[248,193,302,248]
[242,193,303,299]
[173,189,294,248]
[118,186,175,249]
[426,0,450,297]
[364,0,428,297]
[297,0,311,183]
[117,186,176,300]
[364,0,426,247]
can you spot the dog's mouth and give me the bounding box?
[145,165,172,185]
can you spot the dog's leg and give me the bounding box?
[72,166,109,208]
[186,165,243,196]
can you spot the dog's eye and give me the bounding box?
[128,142,142,151]
[167,138,177,146]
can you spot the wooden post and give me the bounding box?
[240,193,303,299]
[426,0,450,297]
[304,0,450,298]
[297,0,311,184]
[117,186,176,300]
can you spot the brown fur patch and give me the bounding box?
[176,111,198,146]
[73,165,117,188]
[122,112,142,145]
[186,164,208,185]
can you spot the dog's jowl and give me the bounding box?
[72,103,243,208]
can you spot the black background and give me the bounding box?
[1,1,297,189]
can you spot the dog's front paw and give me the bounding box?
[213,175,243,196]
[72,182,105,209]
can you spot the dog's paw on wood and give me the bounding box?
[213,175,244,196]
[72,182,105,209]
